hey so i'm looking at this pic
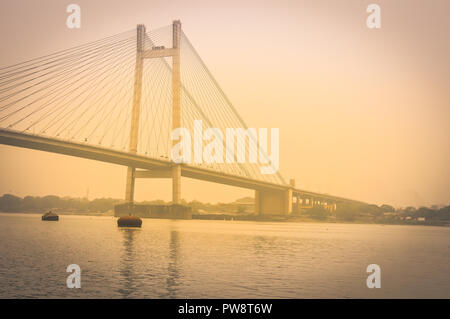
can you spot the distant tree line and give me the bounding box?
[396,206,450,220]
[1,194,449,224]
[304,202,450,223]
[0,194,120,213]
[0,194,253,214]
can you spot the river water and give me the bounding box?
[0,213,449,298]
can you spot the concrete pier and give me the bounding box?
[115,203,192,219]
[255,189,292,215]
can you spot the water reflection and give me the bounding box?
[1,214,449,298]
[118,228,140,297]
[252,235,277,259]
[165,224,180,298]
[117,222,182,298]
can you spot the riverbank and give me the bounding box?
[192,213,450,227]
[2,194,449,227]
[1,210,449,227]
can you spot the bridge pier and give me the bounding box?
[171,165,181,204]
[125,167,136,202]
[254,189,292,215]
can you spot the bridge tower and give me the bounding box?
[124,21,182,204]
[125,24,146,203]
[171,20,182,204]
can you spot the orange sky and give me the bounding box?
[0,0,449,207]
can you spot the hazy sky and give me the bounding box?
[0,0,449,207]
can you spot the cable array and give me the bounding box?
[0,25,286,186]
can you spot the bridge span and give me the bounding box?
[0,128,366,215]
[0,20,367,215]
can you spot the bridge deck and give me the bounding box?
[0,128,365,204]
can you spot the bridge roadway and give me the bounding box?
[0,128,365,207]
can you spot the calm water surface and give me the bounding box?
[0,213,449,298]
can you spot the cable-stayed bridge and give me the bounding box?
[0,21,364,215]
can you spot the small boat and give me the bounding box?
[42,211,59,221]
[117,215,142,227]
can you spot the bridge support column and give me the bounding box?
[171,20,182,204]
[255,189,292,215]
[172,165,181,204]
[125,167,136,202]
[124,24,145,203]
[254,190,260,214]
[286,189,293,214]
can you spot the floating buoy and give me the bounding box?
[42,211,59,221]
[117,215,142,227]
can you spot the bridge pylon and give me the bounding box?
[125,24,146,203]
[171,20,182,204]
[124,21,183,204]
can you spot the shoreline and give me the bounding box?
[1,211,449,227]
[192,213,450,227]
